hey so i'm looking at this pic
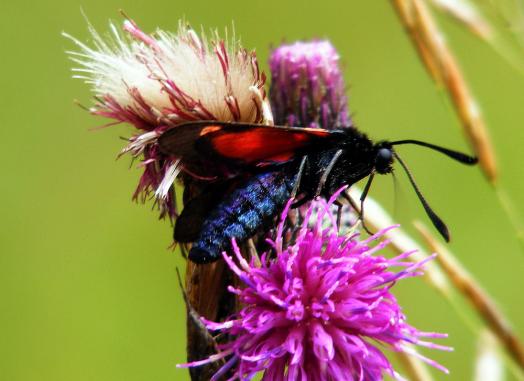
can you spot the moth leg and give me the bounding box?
[291,194,312,208]
[342,190,361,218]
[359,174,376,236]
[179,243,189,259]
[291,156,308,198]
[334,199,343,230]
[342,189,374,236]
[315,149,344,197]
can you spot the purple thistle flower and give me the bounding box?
[179,189,452,380]
[269,40,351,129]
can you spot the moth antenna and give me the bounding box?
[393,152,450,241]
[390,140,478,165]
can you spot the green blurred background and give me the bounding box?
[1,0,523,380]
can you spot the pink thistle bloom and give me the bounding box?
[180,190,452,380]
[64,19,269,219]
[269,40,351,129]
[269,40,357,233]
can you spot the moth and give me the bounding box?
[159,121,477,263]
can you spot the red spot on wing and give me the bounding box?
[210,127,331,164]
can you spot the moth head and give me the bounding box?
[374,143,394,175]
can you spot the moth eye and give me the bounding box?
[377,148,392,162]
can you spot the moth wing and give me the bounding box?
[174,180,235,242]
[158,121,342,177]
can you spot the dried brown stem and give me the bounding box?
[185,260,236,380]
[391,0,497,183]
[183,231,263,380]
[414,221,524,371]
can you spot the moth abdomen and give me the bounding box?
[188,170,296,263]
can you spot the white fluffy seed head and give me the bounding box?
[64,23,162,109]
[64,20,266,124]
[63,19,270,213]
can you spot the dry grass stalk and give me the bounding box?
[414,221,524,370]
[429,0,524,74]
[396,347,436,381]
[474,330,505,381]
[391,0,498,183]
[428,0,493,39]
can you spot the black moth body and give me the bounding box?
[158,121,477,264]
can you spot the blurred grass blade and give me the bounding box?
[397,346,436,381]
[391,0,498,183]
[430,0,524,74]
[347,188,451,296]
[428,0,493,39]
[474,330,505,381]
[495,187,524,254]
[414,221,524,371]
